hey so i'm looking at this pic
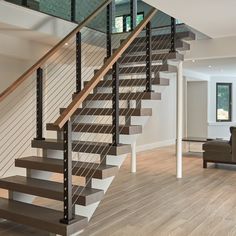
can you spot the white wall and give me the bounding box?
[187,81,208,137]
[208,76,236,139]
[137,75,177,151]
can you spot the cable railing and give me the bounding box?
[46,2,185,221]
[0,0,112,177]
[69,16,176,209]
[0,0,191,227]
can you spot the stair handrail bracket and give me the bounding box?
[0,0,112,103]
[54,8,158,129]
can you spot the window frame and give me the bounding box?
[216,82,232,122]
[115,12,145,33]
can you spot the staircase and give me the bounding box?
[0,0,195,235]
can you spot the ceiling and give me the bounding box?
[184,57,236,78]
[144,0,236,38]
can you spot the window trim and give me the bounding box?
[115,12,145,33]
[216,82,232,122]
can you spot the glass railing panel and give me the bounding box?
[5,0,108,23]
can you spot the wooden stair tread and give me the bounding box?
[47,123,142,135]
[102,64,171,76]
[0,197,87,235]
[15,156,118,179]
[123,40,190,54]
[119,52,184,65]
[124,31,196,45]
[31,139,131,156]
[86,92,161,101]
[85,78,169,88]
[60,108,152,117]
[0,176,104,206]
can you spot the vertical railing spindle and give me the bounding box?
[130,0,137,31]
[71,0,76,22]
[106,3,112,58]
[170,17,176,52]
[22,0,28,7]
[76,32,82,93]
[145,21,153,92]
[34,68,45,140]
[60,120,74,224]
[112,63,119,146]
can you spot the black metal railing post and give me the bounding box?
[71,0,76,22]
[60,120,74,224]
[34,68,45,140]
[130,0,137,31]
[170,17,176,52]
[106,3,112,58]
[145,21,153,92]
[76,32,82,93]
[22,0,28,7]
[112,62,119,146]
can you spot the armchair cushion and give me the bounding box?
[203,140,231,153]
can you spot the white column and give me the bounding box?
[176,61,183,179]
[131,141,137,173]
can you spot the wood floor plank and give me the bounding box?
[1,145,236,235]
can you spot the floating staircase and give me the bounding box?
[0,0,196,235]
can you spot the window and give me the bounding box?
[216,83,232,122]
[115,12,144,33]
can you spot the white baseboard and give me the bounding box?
[137,139,175,153]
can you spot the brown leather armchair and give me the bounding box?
[203,127,236,168]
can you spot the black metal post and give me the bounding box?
[130,0,137,31]
[22,0,28,7]
[112,62,119,146]
[71,0,76,22]
[34,68,45,140]
[76,32,82,93]
[60,120,74,224]
[170,17,176,52]
[107,3,112,58]
[145,21,153,92]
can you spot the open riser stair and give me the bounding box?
[0,0,196,235]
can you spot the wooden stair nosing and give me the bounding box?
[119,52,184,65]
[96,64,170,76]
[123,40,189,54]
[15,156,118,179]
[121,30,196,45]
[0,197,87,236]
[47,123,142,135]
[31,139,131,156]
[60,108,153,117]
[0,176,104,206]
[85,77,169,88]
[85,92,162,101]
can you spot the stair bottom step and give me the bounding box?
[0,197,87,236]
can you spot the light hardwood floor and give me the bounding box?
[2,145,236,235]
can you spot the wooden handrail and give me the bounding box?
[54,8,158,129]
[0,0,112,103]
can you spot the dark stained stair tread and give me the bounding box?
[85,78,169,88]
[122,31,196,45]
[60,108,153,117]
[122,40,190,54]
[100,64,171,76]
[0,176,104,206]
[47,123,142,135]
[85,92,161,101]
[119,52,184,65]
[31,139,131,156]
[0,197,87,235]
[15,157,118,179]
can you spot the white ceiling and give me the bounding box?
[184,57,236,77]
[144,0,236,38]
